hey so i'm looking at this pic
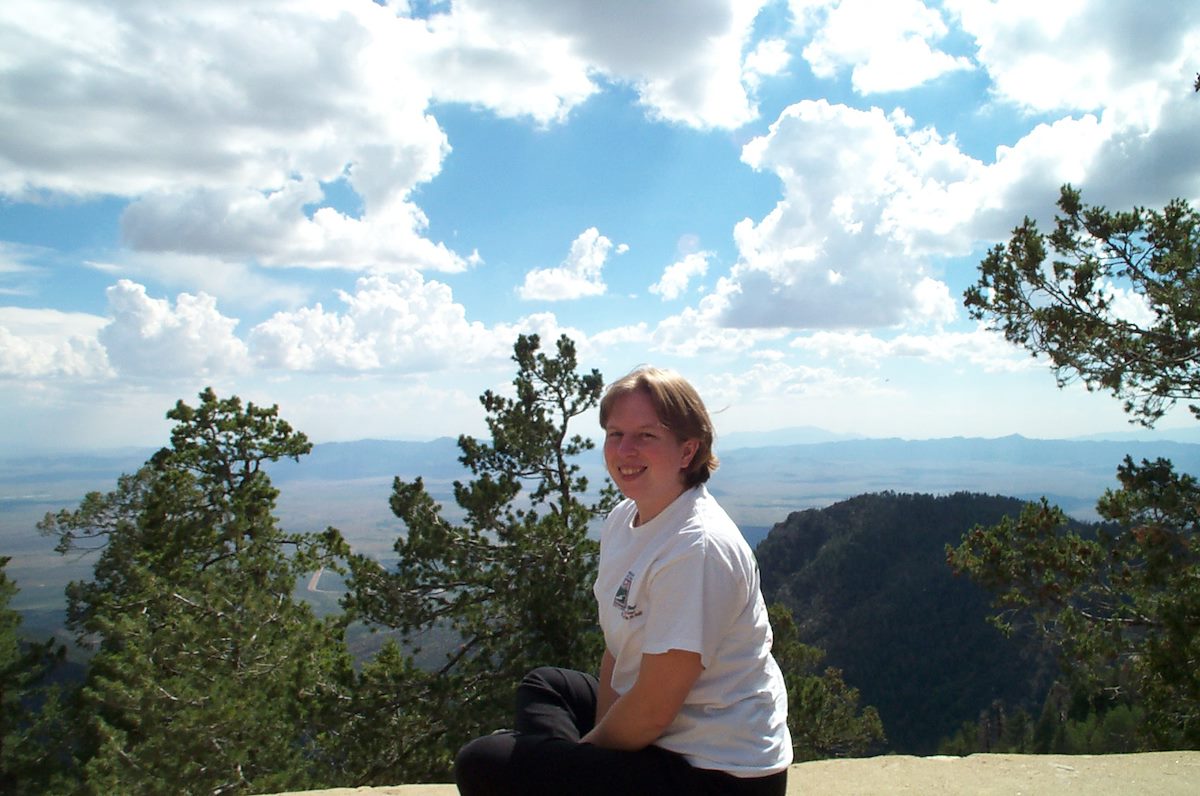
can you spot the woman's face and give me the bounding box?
[603,389,699,524]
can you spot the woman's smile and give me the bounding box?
[603,390,698,524]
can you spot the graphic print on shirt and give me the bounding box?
[613,570,642,619]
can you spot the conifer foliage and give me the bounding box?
[767,604,885,761]
[953,186,1200,747]
[346,334,617,779]
[964,184,1200,427]
[0,558,70,794]
[949,461,1200,747]
[40,388,351,794]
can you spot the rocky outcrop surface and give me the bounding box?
[268,751,1200,795]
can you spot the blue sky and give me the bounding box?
[2,0,1199,454]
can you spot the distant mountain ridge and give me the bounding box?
[720,426,865,448]
[7,433,1200,527]
[710,434,1200,525]
[267,437,464,482]
[1068,425,1200,443]
[5,427,1199,484]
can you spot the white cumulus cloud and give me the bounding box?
[99,280,250,378]
[649,300,789,356]
[120,180,466,273]
[947,0,1200,117]
[420,0,776,129]
[799,0,973,93]
[702,359,893,418]
[518,228,618,301]
[728,100,974,330]
[790,325,1035,373]
[743,38,791,91]
[0,308,111,379]
[0,1,464,273]
[720,53,1200,336]
[249,270,507,371]
[0,0,791,280]
[649,252,711,300]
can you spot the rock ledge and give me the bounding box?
[266,751,1200,795]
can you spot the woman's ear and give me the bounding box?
[680,438,699,469]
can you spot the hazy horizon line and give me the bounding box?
[5,423,1200,461]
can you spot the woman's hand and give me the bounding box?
[581,649,703,751]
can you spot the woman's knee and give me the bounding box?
[519,665,566,690]
[454,732,518,796]
[519,666,598,699]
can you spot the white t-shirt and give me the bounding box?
[593,485,793,776]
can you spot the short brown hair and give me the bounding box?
[599,367,718,487]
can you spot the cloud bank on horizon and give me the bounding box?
[2,0,1199,452]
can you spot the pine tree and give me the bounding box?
[346,334,615,781]
[964,184,1200,428]
[767,603,885,761]
[40,388,352,794]
[0,558,73,794]
[954,185,1200,747]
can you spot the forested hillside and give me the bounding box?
[757,491,1060,753]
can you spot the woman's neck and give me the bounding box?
[632,484,690,527]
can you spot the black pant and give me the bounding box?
[454,667,788,796]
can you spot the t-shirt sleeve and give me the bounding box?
[641,541,749,668]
